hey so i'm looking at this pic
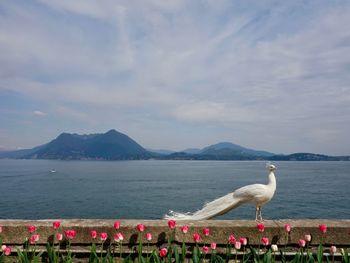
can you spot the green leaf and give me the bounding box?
[317,244,323,263]
[263,250,272,263]
[280,250,287,263]
[174,246,180,263]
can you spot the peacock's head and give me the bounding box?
[266,162,276,171]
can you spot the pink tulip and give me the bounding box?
[193,233,201,243]
[298,239,306,248]
[137,224,145,232]
[284,224,291,233]
[65,229,76,240]
[257,223,265,232]
[28,225,36,233]
[239,237,247,246]
[319,224,327,234]
[30,234,40,244]
[100,232,108,241]
[330,246,337,254]
[304,234,311,242]
[52,221,61,230]
[235,241,241,250]
[159,248,168,258]
[114,221,121,230]
[210,242,217,250]
[202,245,209,254]
[261,237,269,246]
[146,233,152,241]
[3,246,11,256]
[114,232,124,242]
[90,230,97,239]
[228,234,236,244]
[167,220,176,229]
[56,233,63,241]
[180,225,189,234]
[203,228,210,237]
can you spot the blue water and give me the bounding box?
[0,160,349,219]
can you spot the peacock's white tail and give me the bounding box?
[164,192,242,220]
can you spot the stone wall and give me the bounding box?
[1,219,349,262]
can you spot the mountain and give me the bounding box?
[147,148,175,155]
[182,148,201,154]
[268,153,350,161]
[6,130,152,160]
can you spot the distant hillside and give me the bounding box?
[2,130,151,160]
[1,130,349,161]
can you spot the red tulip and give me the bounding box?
[257,223,265,232]
[180,225,189,234]
[319,224,327,234]
[56,233,63,241]
[65,229,76,240]
[114,232,124,242]
[167,220,176,229]
[90,230,97,239]
[261,237,269,246]
[193,233,201,243]
[203,228,210,237]
[146,233,152,241]
[210,242,217,250]
[228,234,236,244]
[2,246,11,256]
[28,225,36,233]
[52,221,61,230]
[100,232,108,241]
[137,224,145,232]
[202,245,209,254]
[114,221,121,230]
[29,234,40,244]
[284,224,291,233]
[239,237,247,246]
[159,248,168,258]
[298,239,306,248]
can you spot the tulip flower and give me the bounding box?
[202,245,209,254]
[114,232,124,242]
[193,233,201,243]
[271,244,278,252]
[261,237,269,246]
[136,224,145,232]
[100,232,108,241]
[304,234,311,242]
[167,220,176,229]
[239,237,247,246]
[146,233,152,241]
[65,229,76,240]
[203,227,210,237]
[257,223,265,232]
[228,234,236,244]
[319,224,327,234]
[234,241,241,250]
[210,242,217,250]
[298,239,306,248]
[90,230,97,239]
[2,246,11,256]
[330,246,336,254]
[159,248,168,258]
[180,225,189,234]
[56,233,63,241]
[30,234,40,244]
[284,224,291,233]
[52,221,61,230]
[114,221,121,230]
[28,225,36,233]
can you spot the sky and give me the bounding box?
[0,0,350,155]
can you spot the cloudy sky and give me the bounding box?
[0,0,350,155]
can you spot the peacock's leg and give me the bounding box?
[258,207,263,221]
[255,207,259,221]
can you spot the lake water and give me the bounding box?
[0,160,349,220]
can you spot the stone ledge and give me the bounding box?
[1,219,349,246]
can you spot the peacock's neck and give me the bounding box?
[268,171,276,189]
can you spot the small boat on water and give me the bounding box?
[50,170,56,173]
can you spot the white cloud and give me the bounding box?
[33,110,47,116]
